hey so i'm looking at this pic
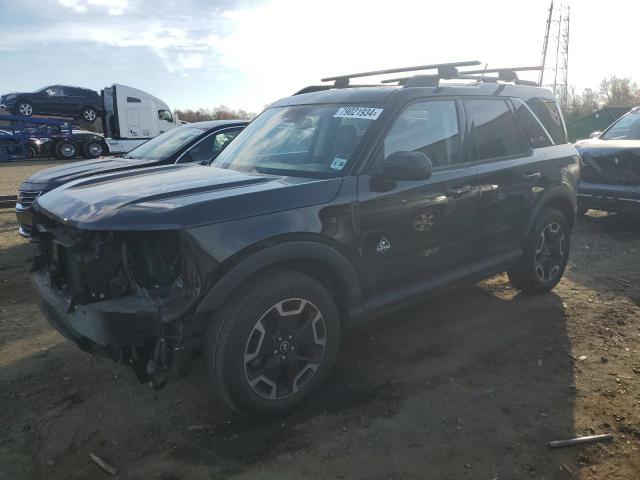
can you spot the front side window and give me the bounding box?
[601,113,640,140]
[125,126,206,161]
[180,128,242,163]
[383,100,460,168]
[158,110,174,122]
[212,104,380,178]
[467,99,525,161]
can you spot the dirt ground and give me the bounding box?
[0,160,66,196]
[0,169,638,479]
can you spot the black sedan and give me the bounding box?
[16,119,248,239]
[576,107,640,215]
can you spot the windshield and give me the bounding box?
[211,104,382,178]
[125,127,206,161]
[602,113,640,140]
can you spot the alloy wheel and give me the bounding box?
[60,144,76,158]
[18,103,32,116]
[84,109,96,121]
[534,222,566,282]
[88,142,103,156]
[243,298,326,400]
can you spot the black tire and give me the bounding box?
[81,107,98,123]
[206,269,341,418]
[54,140,77,160]
[508,207,570,294]
[24,145,36,159]
[15,100,33,117]
[82,140,104,158]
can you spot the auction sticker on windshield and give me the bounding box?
[334,107,383,120]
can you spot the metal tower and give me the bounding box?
[540,1,570,107]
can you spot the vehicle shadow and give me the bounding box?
[0,281,578,480]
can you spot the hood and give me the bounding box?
[576,139,640,186]
[575,138,640,156]
[21,156,160,191]
[35,165,342,231]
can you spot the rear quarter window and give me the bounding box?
[527,100,567,145]
[513,99,553,148]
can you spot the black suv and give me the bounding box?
[30,63,579,418]
[575,107,640,215]
[1,85,102,123]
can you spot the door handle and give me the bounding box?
[445,185,473,197]
[522,172,541,181]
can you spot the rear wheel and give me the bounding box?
[508,207,570,293]
[16,101,33,117]
[206,270,340,418]
[81,107,98,123]
[83,140,104,158]
[54,140,77,160]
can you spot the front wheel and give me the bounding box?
[508,207,570,294]
[206,270,340,418]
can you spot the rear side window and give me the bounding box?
[513,100,553,148]
[466,99,525,161]
[383,100,460,168]
[527,100,567,145]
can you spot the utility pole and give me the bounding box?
[560,5,571,110]
[545,1,571,109]
[552,8,563,96]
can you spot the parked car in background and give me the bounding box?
[575,106,640,215]
[15,120,247,239]
[26,128,108,160]
[1,85,103,123]
[29,63,579,418]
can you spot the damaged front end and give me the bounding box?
[32,221,215,388]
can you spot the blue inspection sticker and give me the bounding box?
[330,157,348,170]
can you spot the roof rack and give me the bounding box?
[320,60,481,87]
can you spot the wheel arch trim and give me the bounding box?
[195,241,362,316]
[523,184,576,240]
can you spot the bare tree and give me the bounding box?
[599,76,640,107]
[174,106,256,123]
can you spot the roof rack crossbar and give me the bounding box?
[321,60,481,86]
[460,65,543,75]
[381,74,487,85]
[460,65,542,84]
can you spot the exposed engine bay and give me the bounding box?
[32,220,216,388]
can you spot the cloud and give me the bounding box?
[57,0,129,16]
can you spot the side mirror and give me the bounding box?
[381,151,432,181]
[590,131,602,139]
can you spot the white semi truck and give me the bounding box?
[102,84,180,154]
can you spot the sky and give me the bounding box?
[0,0,638,114]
